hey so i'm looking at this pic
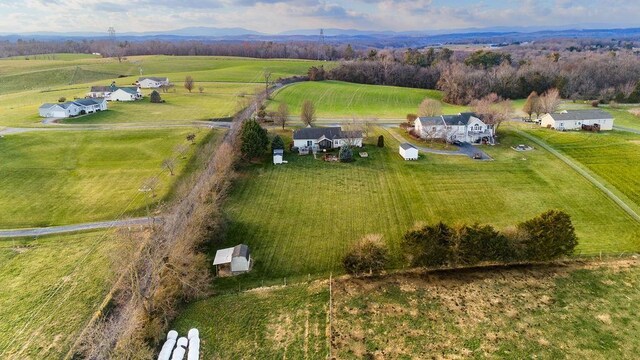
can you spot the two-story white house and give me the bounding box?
[293,126,363,150]
[414,112,494,144]
[137,77,169,88]
[540,109,614,131]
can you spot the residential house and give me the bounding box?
[293,126,363,151]
[39,98,107,118]
[399,143,419,160]
[213,244,252,275]
[415,112,494,144]
[540,110,614,131]
[137,76,169,88]
[88,84,142,101]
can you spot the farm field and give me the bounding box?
[0,128,219,228]
[0,230,121,358]
[607,108,640,130]
[214,127,640,290]
[524,127,640,213]
[175,258,640,359]
[268,80,469,121]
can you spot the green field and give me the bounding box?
[175,259,640,359]
[213,127,640,290]
[0,128,218,228]
[268,80,468,121]
[524,127,640,213]
[0,230,119,358]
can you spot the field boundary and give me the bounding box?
[514,128,640,223]
[0,217,154,238]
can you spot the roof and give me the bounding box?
[547,110,613,121]
[138,76,168,82]
[90,85,116,92]
[114,87,139,95]
[213,244,250,265]
[73,98,103,106]
[273,149,284,155]
[39,103,57,109]
[418,112,480,126]
[293,127,362,140]
[400,143,417,150]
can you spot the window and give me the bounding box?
[474,124,480,130]
[307,140,312,146]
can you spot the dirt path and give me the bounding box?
[0,217,155,238]
[514,128,640,223]
[0,121,231,136]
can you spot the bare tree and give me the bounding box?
[523,91,539,121]
[418,98,442,117]
[198,86,204,93]
[539,88,561,114]
[184,75,194,93]
[264,70,273,99]
[619,81,636,100]
[472,93,513,134]
[275,103,289,130]
[301,100,316,126]
[186,133,196,145]
[162,158,176,176]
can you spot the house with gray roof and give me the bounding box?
[88,83,142,101]
[293,126,363,150]
[415,112,494,144]
[137,76,169,88]
[540,110,614,131]
[399,143,418,160]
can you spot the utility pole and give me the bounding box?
[108,27,116,41]
[317,28,325,61]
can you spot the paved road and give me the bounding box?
[0,217,156,238]
[383,126,492,160]
[515,128,640,223]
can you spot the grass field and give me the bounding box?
[268,80,468,121]
[212,127,640,290]
[0,128,219,228]
[0,230,120,358]
[524,127,640,213]
[175,259,640,359]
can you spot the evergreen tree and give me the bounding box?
[150,90,162,103]
[339,144,353,162]
[271,135,285,152]
[377,135,384,148]
[517,210,578,261]
[240,119,269,160]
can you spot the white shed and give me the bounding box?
[213,244,251,275]
[273,149,284,164]
[399,143,418,160]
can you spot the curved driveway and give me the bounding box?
[0,217,156,238]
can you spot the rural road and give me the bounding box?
[514,128,640,223]
[0,121,231,136]
[0,217,156,238]
[382,126,492,160]
[614,125,640,135]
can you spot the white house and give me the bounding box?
[213,244,251,275]
[273,149,284,164]
[39,102,81,118]
[88,84,142,101]
[293,126,363,151]
[137,76,169,88]
[399,143,419,160]
[415,112,494,144]
[38,98,107,118]
[540,110,614,131]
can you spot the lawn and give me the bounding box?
[524,127,640,213]
[267,80,469,121]
[175,259,640,359]
[606,107,640,130]
[0,230,120,358]
[0,128,220,228]
[213,127,640,290]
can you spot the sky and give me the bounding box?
[0,0,639,34]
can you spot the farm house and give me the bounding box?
[399,143,418,160]
[540,110,614,131]
[213,244,252,276]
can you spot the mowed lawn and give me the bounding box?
[0,230,119,358]
[215,127,640,287]
[0,128,219,228]
[181,259,640,359]
[268,80,468,120]
[525,127,640,213]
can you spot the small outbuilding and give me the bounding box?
[213,244,252,276]
[273,149,284,164]
[399,143,418,160]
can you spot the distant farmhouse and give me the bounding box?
[540,110,614,131]
[88,83,142,102]
[137,77,170,89]
[293,126,363,150]
[415,112,494,144]
[39,98,107,118]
